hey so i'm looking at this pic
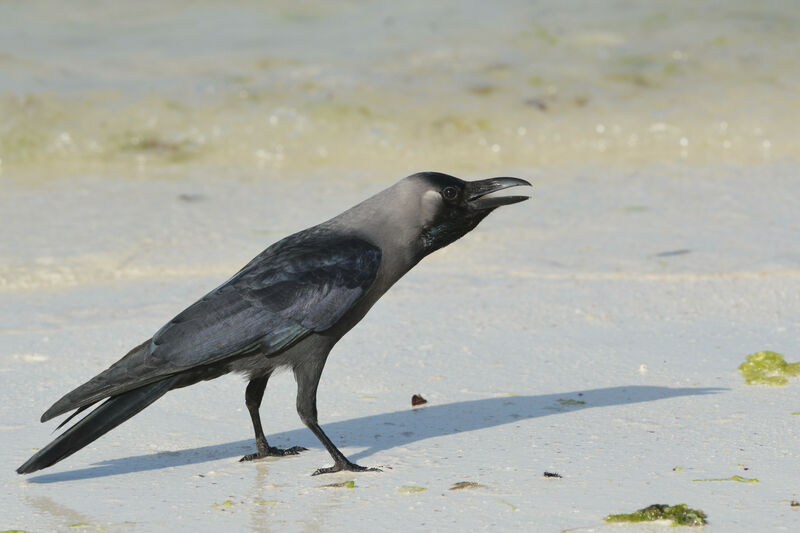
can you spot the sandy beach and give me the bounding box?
[2,1,800,531]
[3,165,799,531]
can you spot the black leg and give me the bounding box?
[294,359,380,475]
[240,374,307,462]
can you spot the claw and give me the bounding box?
[279,446,307,455]
[311,462,381,476]
[240,445,308,462]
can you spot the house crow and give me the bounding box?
[17,171,531,475]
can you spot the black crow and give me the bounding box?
[17,172,531,475]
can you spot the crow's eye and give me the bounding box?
[442,186,459,201]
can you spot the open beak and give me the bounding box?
[465,177,532,210]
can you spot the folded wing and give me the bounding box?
[42,231,382,421]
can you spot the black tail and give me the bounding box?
[17,375,180,474]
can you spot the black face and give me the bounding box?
[414,172,531,254]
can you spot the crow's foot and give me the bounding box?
[311,462,381,476]
[240,446,307,462]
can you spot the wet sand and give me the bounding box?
[3,165,800,531]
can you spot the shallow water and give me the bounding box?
[1,0,798,179]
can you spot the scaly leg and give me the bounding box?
[294,358,380,475]
[240,374,307,462]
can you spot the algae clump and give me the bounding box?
[693,475,758,483]
[320,480,355,489]
[212,500,235,509]
[449,481,486,490]
[398,485,426,494]
[739,351,800,385]
[557,398,586,406]
[605,504,707,526]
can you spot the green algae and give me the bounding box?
[693,475,758,483]
[212,500,235,509]
[398,485,426,494]
[497,499,518,511]
[320,480,355,489]
[557,398,586,406]
[605,504,707,526]
[739,351,800,385]
[449,481,486,490]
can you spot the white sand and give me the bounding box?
[2,164,799,531]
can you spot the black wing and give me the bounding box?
[42,231,382,421]
[152,231,382,366]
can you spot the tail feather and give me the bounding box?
[17,375,179,475]
[55,404,92,430]
[41,339,153,423]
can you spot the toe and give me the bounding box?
[311,466,336,476]
[348,464,382,473]
[284,446,307,455]
[311,462,381,475]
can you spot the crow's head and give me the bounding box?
[408,171,532,253]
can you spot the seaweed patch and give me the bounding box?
[449,481,486,490]
[739,351,800,385]
[605,504,707,526]
[320,480,355,488]
[398,485,426,494]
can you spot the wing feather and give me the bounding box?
[42,231,382,420]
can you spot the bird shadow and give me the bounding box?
[26,385,724,483]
